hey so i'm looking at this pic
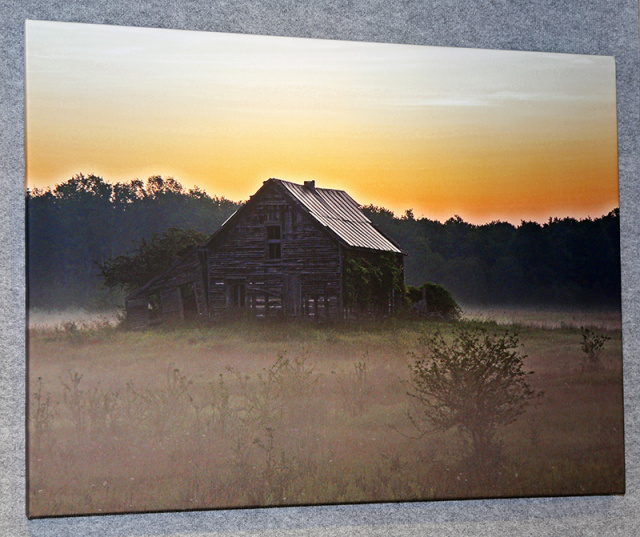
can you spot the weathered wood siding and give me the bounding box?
[206,183,343,320]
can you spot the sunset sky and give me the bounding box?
[25,20,619,225]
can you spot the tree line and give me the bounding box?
[26,174,621,310]
[27,174,239,309]
[363,205,621,308]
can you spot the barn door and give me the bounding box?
[283,274,301,317]
[227,280,246,308]
[180,283,198,321]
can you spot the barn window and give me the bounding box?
[266,225,282,259]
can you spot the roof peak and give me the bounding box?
[266,177,314,185]
[264,177,347,195]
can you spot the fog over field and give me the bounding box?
[27,306,622,331]
[27,309,121,330]
[27,312,624,516]
[461,306,622,331]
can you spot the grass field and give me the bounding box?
[26,310,625,517]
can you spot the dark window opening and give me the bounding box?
[268,243,281,259]
[267,225,281,240]
[266,225,282,259]
[228,281,246,307]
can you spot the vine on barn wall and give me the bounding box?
[343,252,405,315]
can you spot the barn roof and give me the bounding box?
[273,179,403,254]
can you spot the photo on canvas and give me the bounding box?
[25,20,623,517]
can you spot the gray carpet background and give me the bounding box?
[1,1,639,535]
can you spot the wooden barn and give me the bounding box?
[125,178,405,328]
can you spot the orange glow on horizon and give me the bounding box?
[25,21,619,226]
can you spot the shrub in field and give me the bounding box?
[579,327,611,371]
[407,326,541,469]
[406,282,461,320]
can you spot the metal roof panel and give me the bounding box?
[275,179,402,253]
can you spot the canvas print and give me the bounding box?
[25,20,624,517]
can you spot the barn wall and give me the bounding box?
[206,184,343,320]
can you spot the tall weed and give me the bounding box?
[333,353,372,417]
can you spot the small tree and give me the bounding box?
[407,326,541,467]
[98,227,207,294]
[579,327,611,371]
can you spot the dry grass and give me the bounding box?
[27,313,624,517]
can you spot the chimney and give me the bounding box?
[304,180,316,190]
